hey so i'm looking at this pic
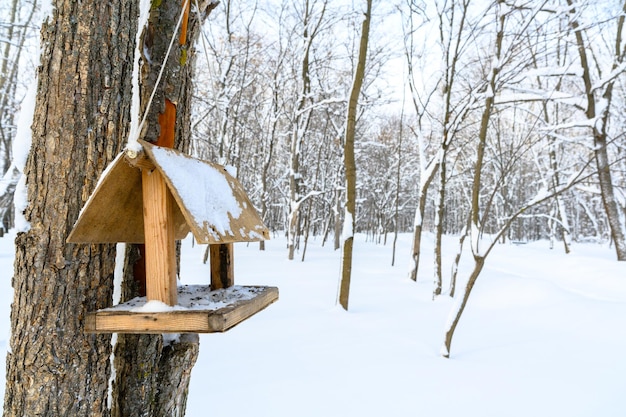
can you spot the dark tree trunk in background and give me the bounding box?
[3,0,136,415]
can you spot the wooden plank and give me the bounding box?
[210,243,234,290]
[87,311,210,334]
[142,168,178,305]
[67,154,145,243]
[67,152,190,243]
[84,286,278,334]
[207,286,277,331]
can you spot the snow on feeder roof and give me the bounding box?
[68,140,269,244]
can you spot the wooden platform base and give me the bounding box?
[85,285,278,334]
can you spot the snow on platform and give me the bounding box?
[85,285,278,334]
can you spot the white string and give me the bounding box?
[134,0,191,143]
[190,0,218,156]
[194,0,214,73]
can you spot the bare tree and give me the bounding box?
[402,0,441,282]
[286,0,329,260]
[440,0,574,358]
[432,0,474,296]
[564,0,626,260]
[338,0,372,310]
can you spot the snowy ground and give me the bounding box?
[0,231,624,416]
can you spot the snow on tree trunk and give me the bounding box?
[287,2,320,261]
[3,0,135,414]
[449,221,469,298]
[441,255,485,358]
[408,156,439,282]
[566,0,626,261]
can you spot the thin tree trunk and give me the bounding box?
[391,108,404,266]
[531,24,571,254]
[3,0,136,414]
[442,255,485,358]
[431,0,469,294]
[449,222,469,298]
[433,157,446,296]
[301,149,322,262]
[288,2,314,260]
[441,2,505,358]
[334,184,342,250]
[547,121,571,254]
[408,160,439,281]
[259,73,280,252]
[567,0,626,260]
[338,0,371,310]
[594,132,626,259]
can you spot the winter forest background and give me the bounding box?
[2,0,626,260]
[0,0,626,415]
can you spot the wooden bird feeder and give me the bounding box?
[68,140,277,334]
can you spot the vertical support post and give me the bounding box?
[142,168,178,305]
[210,243,234,290]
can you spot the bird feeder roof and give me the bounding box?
[67,140,269,244]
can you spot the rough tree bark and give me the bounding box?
[111,1,216,416]
[338,0,371,310]
[3,0,136,415]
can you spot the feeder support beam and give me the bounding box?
[142,168,178,306]
[210,243,234,289]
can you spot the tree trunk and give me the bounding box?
[431,0,468,293]
[338,0,371,310]
[594,128,626,259]
[441,1,505,358]
[408,160,439,281]
[3,0,136,414]
[433,156,446,296]
[391,114,404,267]
[111,1,215,415]
[154,334,200,415]
[288,2,317,261]
[334,185,342,250]
[449,221,470,298]
[567,0,626,261]
[259,95,278,252]
[441,255,485,358]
